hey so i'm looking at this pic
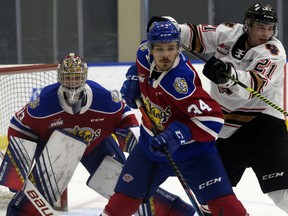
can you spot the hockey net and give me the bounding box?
[0,64,69,210]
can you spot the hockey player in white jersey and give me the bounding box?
[163,2,288,215]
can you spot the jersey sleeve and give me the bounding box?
[228,42,286,99]
[8,104,39,142]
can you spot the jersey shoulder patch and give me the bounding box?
[87,80,123,113]
[27,83,62,117]
[161,59,196,99]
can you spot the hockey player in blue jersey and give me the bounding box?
[102,20,249,216]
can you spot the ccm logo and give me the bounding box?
[262,172,284,180]
[199,177,222,189]
[26,190,55,216]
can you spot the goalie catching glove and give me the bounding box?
[203,56,238,88]
[150,121,191,157]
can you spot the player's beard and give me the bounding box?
[156,59,173,71]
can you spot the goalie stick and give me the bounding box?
[135,98,205,216]
[182,44,288,117]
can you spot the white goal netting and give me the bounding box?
[0,63,58,208]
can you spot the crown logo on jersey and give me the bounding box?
[173,77,188,94]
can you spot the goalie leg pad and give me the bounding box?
[29,129,87,206]
[0,136,36,191]
[7,129,87,216]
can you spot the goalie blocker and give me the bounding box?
[0,130,87,216]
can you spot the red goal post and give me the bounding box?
[0,63,68,211]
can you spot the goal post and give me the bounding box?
[0,63,69,211]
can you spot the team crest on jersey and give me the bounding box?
[111,90,120,103]
[173,77,188,94]
[28,97,40,109]
[223,22,236,28]
[140,42,148,51]
[64,125,101,143]
[143,97,171,131]
[217,43,230,55]
[265,44,279,55]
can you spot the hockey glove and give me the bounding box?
[120,65,140,109]
[150,121,191,157]
[203,56,237,88]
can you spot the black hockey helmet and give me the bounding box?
[245,3,277,24]
[244,3,278,36]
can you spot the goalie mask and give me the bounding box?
[244,3,278,37]
[57,53,88,106]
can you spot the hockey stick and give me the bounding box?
[135,98,205,216]
[182,45,288,116]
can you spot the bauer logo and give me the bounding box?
[26,189,56,215]
[122,173,134,182]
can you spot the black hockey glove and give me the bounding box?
[203,56,236,87]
